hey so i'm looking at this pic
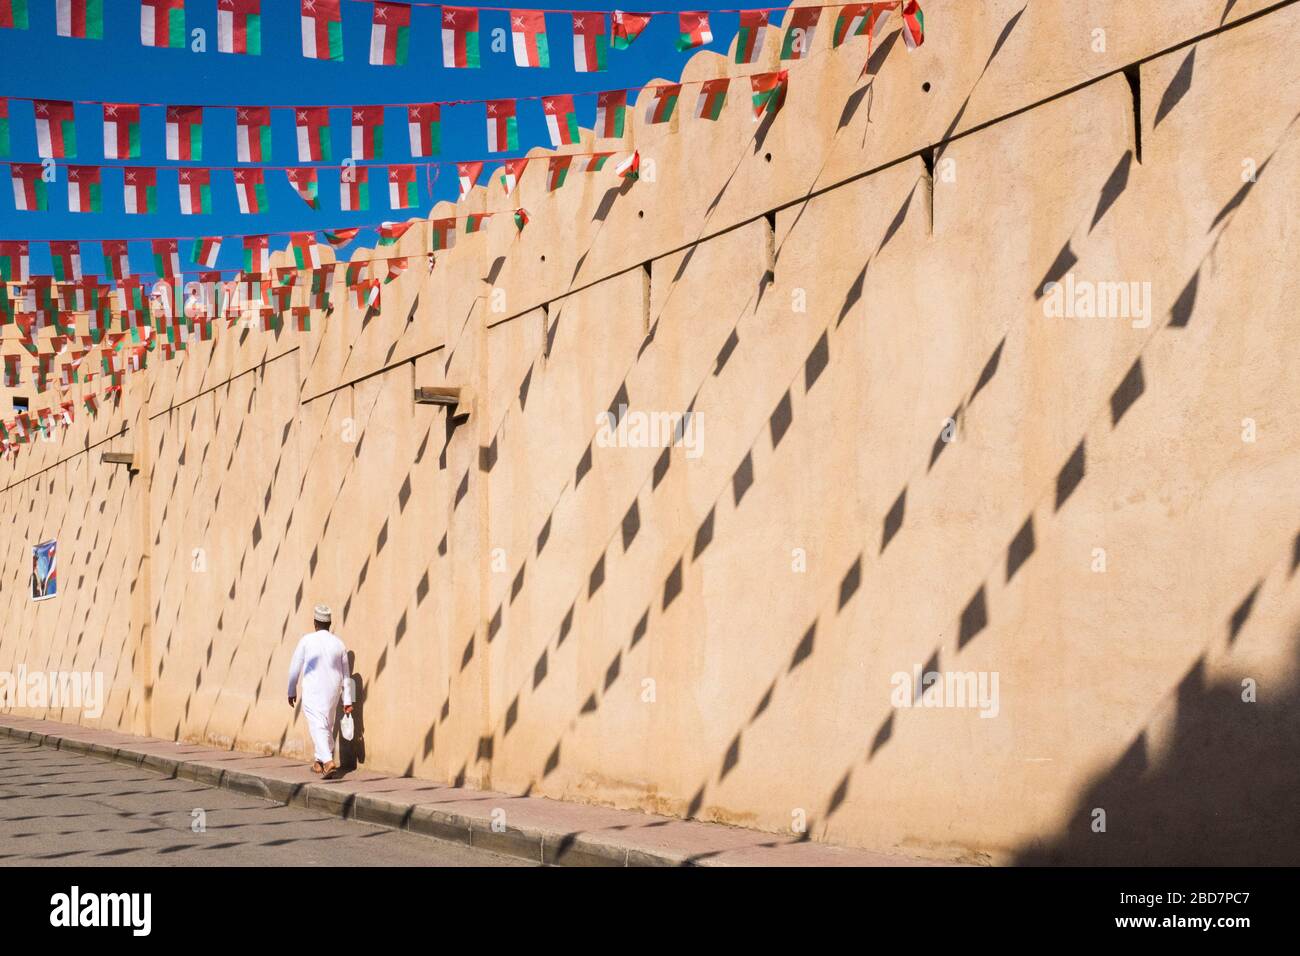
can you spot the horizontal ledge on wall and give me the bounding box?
[414,385,473,420]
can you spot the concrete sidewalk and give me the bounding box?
[0,715,941,867]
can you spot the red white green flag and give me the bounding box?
[441,6,479,68]
[166,105,203,161]
[571,12,607,72]
[236,106,272,161]
[50,241,82,282]
[340,166,370,211]
[191,236,221,268]
[542,94,579,147]
[350,106,384,159]
[218,0,261,55]
[11,163,48,210]
[780,6,821,60]
[323,227,359,248]
[242,234,269,274]
[141,0,185,49]
[696,77,729,121]
[900,1,925,50]
[645,84,681,124]
[465,213,491,234]
[833,3,889,47]
[611,10,649,50]
[234,167,267,213]
[615,149,639,180]
[301,0,343,61]
[545,155,571,191]
[486,99,518,153]
[67,165,102,212]
[675,11,712,51]
[308,262,335,306]
[295,107,332,161]
[595,89,627,138]
[177,167,212,214]
[100,240,129,280]
[456,160,482,199]
[513,207,529,231]
[378,220,414,246]
[0,240,28,281]
[34,99,77,158]
[407,103,440,157]
[383,257,407,284]
[285,166,320,209]
[510,9,548,67]
[575,152,612,173]
[291,232,322,269]
[498,157,527,194]
[0,0,29,30]
[123,167,157,214]
[151,239,181,278]
[0,98,8,156]
[388,165,418,209]
[291,305,311,330]
[102,103,141,159]
[751,70,789,121]
[430,218,456,251]
[57,0,103,39]
[735,9,768,63]
[369,1,410,66]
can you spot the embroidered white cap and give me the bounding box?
[313,604,332,623]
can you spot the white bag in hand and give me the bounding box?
[340,713,354,741]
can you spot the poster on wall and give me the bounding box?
[31,540,57,601]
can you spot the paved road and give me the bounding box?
[0,738,532,866]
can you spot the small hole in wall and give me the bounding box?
[637,210,644,219]
[922,82,931,93]
[764,152,772,163]
[540,254,546,262]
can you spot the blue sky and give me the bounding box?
[0,0,762,276]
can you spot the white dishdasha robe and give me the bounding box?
[287,629,353,763]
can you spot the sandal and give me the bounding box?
[310,760,325,775]
[321,761,339,779]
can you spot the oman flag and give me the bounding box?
[611,10,650,50]
[166,105,203,161]
[301,0,343,61]
[50,241,82,282]
[833,4,889,48]
[545,155,571,191]
[441,6,479,68]
[407,103,440,157]
[350,106,384,159]
[285,167,320,209]
[102,103,141,159]
[369,1,410,66]
[430,218,456,251]
[781,7,821,60]
[34,99,77,158]
[485,99,518,153]
[595,90,626,138]
[152,239,181,278]
[0,98,8,156]
[290,233,321,270]
[340,166,370,211]
[234,167,267,213]
[644,84,681,124]
[218,0,261,55]
[542,94,579,148]
[377,220,414,245]
[57,0,103,39]
[242,235,269,275]
[141,0,185,49]
[900,1,925,50]
[571,12,607,72]
[177,167,212,214]
[751,70,788,120]
[10,163,47,210]
[100,240,129,280]
[388,165,418,209]
[295,107,332,161]
[497,157,527,194]
[734,9,768,63]
[323,227,358,248]
[191,236,221,268]
[236,106,271,161]
[455,161,481,198]
[0,240,29,282]
[1,0,29,30]
[510,9,548,68]
[675,12,711,52]
[67,165,102,212]
[696,78,728,121]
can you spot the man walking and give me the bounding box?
[287,605,354,777]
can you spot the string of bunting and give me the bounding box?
[0,1,924,69]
